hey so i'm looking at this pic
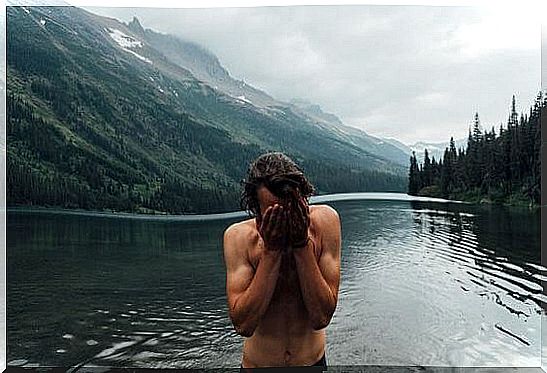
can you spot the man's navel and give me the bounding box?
[283,349,292,364]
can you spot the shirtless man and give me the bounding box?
[223,152,342,369]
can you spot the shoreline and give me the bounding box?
[4,204,249,221]
[4,192,468,220]
[416,191,540,211]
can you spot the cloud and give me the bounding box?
[84,4,541,144]
[451,5,541,60]
[543,24,547,91]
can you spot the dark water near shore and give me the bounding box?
[6,193,544,368]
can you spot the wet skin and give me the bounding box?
[223,186,342,368]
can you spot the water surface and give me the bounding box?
[7,193,543,368]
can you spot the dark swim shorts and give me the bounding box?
[239,352,327,371]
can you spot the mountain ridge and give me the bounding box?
[7,5,407,214]
[129,15,412,167]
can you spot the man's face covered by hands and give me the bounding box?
[256,177,311,250]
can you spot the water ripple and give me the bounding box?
[7,198,541,368]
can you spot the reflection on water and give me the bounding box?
[7,194,543,368]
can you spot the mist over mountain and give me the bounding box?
[381,136,469,164]
[7,6,408,214]
[131,16,412,167]
[138,19,279,109]
[410,138,468,163]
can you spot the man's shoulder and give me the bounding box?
[309,204,340,244]
[223,218,258,247]
[225,217,256,233]
[310,204,340,223]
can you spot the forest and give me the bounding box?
[408,93,544,207]
[7,4,407,215]
[7,92,405,215]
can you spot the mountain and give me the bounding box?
[381,138,411,154]
[133,22,411,167]
[381,136,470,165]
[139,20,278,109]
[410,138,468,163]
[7,6,407,214]
[289,99,344,126]
[286,99,410,166]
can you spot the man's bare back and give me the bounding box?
[224,195,341,368]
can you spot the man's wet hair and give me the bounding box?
[240,152,315,219]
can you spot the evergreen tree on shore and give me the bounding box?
[408,92,544,206]
[408,151,421,195]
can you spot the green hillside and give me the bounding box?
[7,6,406,214]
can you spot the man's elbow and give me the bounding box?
[312,311,334,330]
[234,322,255,337]
[312,305,336,330]
[311,315,332,331]
[230,312,256,337]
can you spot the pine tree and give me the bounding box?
[409,93,544,206]
[440,146,453,197]
[408,151,421,195]
[423,149,432,187]
[510,95,519,126]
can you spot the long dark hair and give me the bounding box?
[240,152,315,219]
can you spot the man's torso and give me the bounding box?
[236,205,327,368]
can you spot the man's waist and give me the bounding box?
[241,348,326,369]
[242,332,326,367]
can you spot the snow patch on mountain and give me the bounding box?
[412,143,443,153]
[107,28,143,48]
[410,138,467,163]
[237,95,252,104]
[125,48,152,64]
[106,28,152,64]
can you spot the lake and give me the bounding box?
[6,193,545,369]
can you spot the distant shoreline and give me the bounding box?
[416,188,540,211]
[4,192,466,220]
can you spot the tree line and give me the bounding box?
[6,5,407,215]
[408,93,544,206]
[7,89,405,214]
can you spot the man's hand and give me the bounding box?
[258,204,289,252]
[287,190,311,250]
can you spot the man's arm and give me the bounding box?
[223,224,283,337]
[293,205,341,330]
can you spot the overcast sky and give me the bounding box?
[84,4,543,144]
